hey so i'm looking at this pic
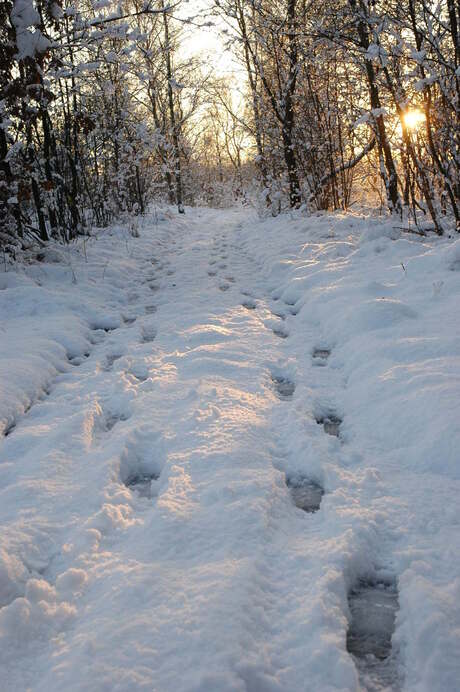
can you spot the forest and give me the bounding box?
[1,0,458,255]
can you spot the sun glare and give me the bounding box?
[403,109,426,130]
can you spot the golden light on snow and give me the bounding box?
[403,109,426,130]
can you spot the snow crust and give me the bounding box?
[0,208,459,691]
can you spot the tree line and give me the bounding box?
[213,0,458,232]
[1,0,458,256]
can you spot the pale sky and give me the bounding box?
[178,0,241,77]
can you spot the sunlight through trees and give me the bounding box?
[0,0,458,255]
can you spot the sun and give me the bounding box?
[403,109,426,130]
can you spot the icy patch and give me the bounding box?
[286,476,324,513]
[347,578,400,691]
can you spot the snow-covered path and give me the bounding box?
[1,208,460,692]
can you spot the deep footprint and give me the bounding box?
[123,315,137,325]
[271,375,296,400]
[273,327,288,339]
[105,412,130,431]
[272,311,286,321]
[141,327,157,343]
[242,299,256,310]
[4,421,16,437]
[347,579,399,691]
[125,472,159,498]
[286,476,324,513]
[68,351,90,366]
[104,354,123,370]
[316,414,342,436]
[312,348,331,362]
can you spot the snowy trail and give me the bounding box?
[1,208,460,692]
[0,209,317,691]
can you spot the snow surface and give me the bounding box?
[0,207,459,691]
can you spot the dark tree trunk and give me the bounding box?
[162,1,184,214]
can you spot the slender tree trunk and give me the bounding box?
[162,1,184,213]
[284,0,301,208]
[349,0,401,213]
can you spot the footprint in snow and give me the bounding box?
[271,374,296,400]
[90,320,118,333]
[4,421,16,437]
[125,471,159,498]
[347,578,400,690]
[312,347,331,365]
[103,354,123,371]
[122,315,137,325]
[68,351,90,367]
[104,411,130,431]
[273,326,288,339]
[219,283,230,292]
[145,305,157,314]
[88,329,107,345]
[286,476,324,513]
[120,428,165,498]
[242,299,257,310]
[129,364,149,382]
[141,326,157,343]
[315,412,342,437]
[208,270,217,277]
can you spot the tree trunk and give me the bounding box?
[162,1,184,214]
